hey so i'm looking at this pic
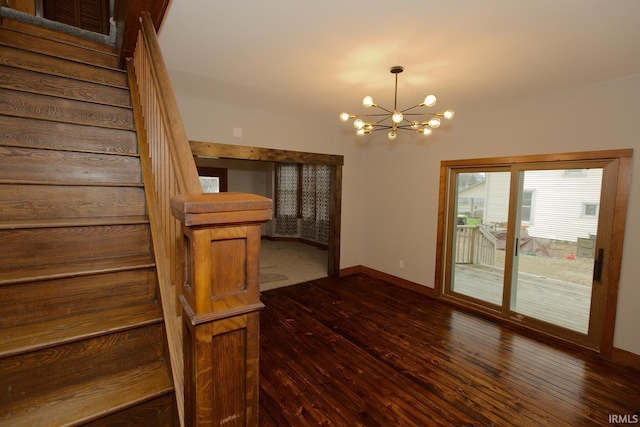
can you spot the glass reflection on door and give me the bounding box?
[510,168,602,333]
[451,171,510,306]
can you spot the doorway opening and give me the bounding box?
[191,141,344,290]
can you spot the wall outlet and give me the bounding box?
[399,260,404,268]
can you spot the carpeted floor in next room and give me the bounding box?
[259,240,328,291]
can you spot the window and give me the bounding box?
[275,163,299,235]
[583,203,599,218]
[196,167,228,192]
[274,163,331,244]
[521,190,534,223]
[301,164,331,244]
[199,177,220,193]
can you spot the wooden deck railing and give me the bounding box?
[127,11,202,426]
[455,225,497,266]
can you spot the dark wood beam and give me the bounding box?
[190,140,344,166]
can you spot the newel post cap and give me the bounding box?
[170,192,273,227]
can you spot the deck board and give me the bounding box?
[452,263,591,332]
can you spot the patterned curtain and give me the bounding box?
[301,164,331,244]
[275,163,299,235]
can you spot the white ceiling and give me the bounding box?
[157,0,640,120]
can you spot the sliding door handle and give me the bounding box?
[593,248,604,282]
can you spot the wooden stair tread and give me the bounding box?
[0,87,135,130]
[0,64,132,108]
[0,142,141,159]
[0,26,120,69]
[0,184,147,221]
[0,215,150,230]
[0,360,172,427]
[0,115,138,155]
[0,179,144,187]
[0,45,128,88]
[0,145,142,184]
[0,302,163,358]
[0,254,155,286]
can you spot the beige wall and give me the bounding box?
[170,74,640,356]
[195,157,273,196]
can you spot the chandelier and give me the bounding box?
[339,66,455,140]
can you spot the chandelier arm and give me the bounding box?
[353,113,394,117]
[400,104,424,113]
[369,126,393,132]
[375,105,394,114]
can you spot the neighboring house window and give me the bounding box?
[582,202,599,218]
[564,169,587,176]
[521,190,534,223]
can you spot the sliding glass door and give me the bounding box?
[508,167,603,335]
[439,151,631,351]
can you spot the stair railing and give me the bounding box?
[127,11,202,426]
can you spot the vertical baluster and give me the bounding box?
[131,14,206,424]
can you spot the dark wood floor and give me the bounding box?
[258,274,640,426]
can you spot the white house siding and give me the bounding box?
[457,180,487,217]
[469,169,602,242]
[483,172,511,225]
[523,168,602,242]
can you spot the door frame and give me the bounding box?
[434,149,632,355]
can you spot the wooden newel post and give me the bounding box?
[170,192,273,426]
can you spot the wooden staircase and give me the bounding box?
[0,16,177,426]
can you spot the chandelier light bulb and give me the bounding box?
[411,121,420,129]
[353,118,365,130]
[428,117,441,128]
[424,95,437,108]
[443,110,455,120]
[422,128,433,136]
[388,130,397,141]
[391,111,404,124]
[339,112,350,122]
[356,128,365,136]
[362,96,375,108]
